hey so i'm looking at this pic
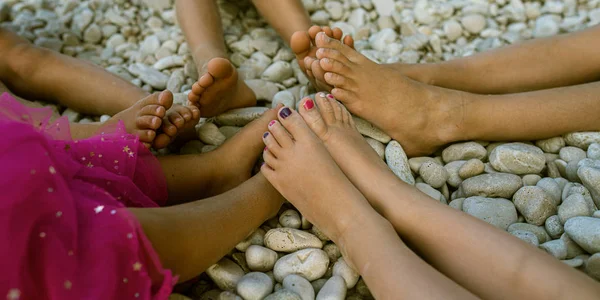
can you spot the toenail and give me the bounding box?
[263,132,269,138]
[319,92,327,98]
[327,94,334,99]
[279,108,292,119]
[268,120,276,127]
[303,99,314,110]
[264,147,268,151]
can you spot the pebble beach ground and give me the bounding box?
[2,0,600,299]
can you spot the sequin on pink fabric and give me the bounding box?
[0,93,175,299]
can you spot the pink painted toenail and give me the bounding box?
[264,147,268,151]
[269,120,276,127]
[304,99,314,110]
[327,94,334,99]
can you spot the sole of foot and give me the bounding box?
[291,25,354,92]
[103,90,173,148]
[313,32,463,156]
[260,105,370,242]
[187,57,256,117]
[153,104,201,149]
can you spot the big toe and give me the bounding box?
[291,31,312,57]
[158,90,174,110]
[277,106,313,141]
[207,57,234,79]
[298,97,329,140]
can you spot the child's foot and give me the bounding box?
[291,26,354,92]
[188,57,256,117]
[153,104,201,149]
[260,106,370,241]
[313,32,467,156]
[103,91,173,148]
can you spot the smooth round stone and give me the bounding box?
[245,80,279,102]
[332,258,360,289]
[323,243,341,263]
[585,253,600,280]
[236,272,274,300]
[449,198,464,210]
[219,126,242,139]
[564,183,597,213]
[264,228,323,252]
[563,132,600,150]
[365,137,385,160]
[587,143,600,160]
[489,143,545,175]
[442,142,487,163]
[559,194,593,224]
[578,166,600,209]
[416,183,446,204]
[522,174,542,186]
[561,233,586,259]
[316,276,347,300]
[559,146,587,163]
[511,230,539,246]
[513,186,557,226]
[445,160,467,187]
[272,90,296,109]
[545,215,564,239]
[458,159,485,179]
[443,20,463,41]
[539,239,567,260]
[264,289,302,300]
[461,173,523,199]
[462,196,518,230]
[236,228,266,252]
[461,14,486,33]
[215,107,269,126]
[565,217,600,253]
[198,122,226,146]
[536,178,562,206]
[310,279,328,295]
[565,160,582,182]
[385,141,415,185]
[562,257,584,268]
[262,61,294,82]
[206,258,245,291]
[246,245,278,272]
[508,223,551,244]
[353,116,391,143]
[282,275,315,300]
[535,137,565,154]
[594,210,600,218]
[419,161,449,188]
[274,248,330,282]
[279,209,302,229]
[408,157,439,174]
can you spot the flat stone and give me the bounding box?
[462,196,518,230]
[461,173,523,199]
[127,63,169,89]
[385,141,415,185]
[508,223,551,244]
[215,107,269,126]
[563,132,600,150]
[264,228,323,253]
[535,137,565,154]
[353,116,391,143]
[206,258,245,291]
[564,217,600,254]
[442,142,487,163]
[489,143,545,175]
[578,166,600,209]
[511,230,539,246]
[273,248,330,282]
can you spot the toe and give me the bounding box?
[310,59,328,84]
[343,35,355,48]
[153,133,172,150]
[339,101,353,125]
[298,97,330,140]
[315,32,359,62]
[137,115,162,130]
[322,26,333,37]
[189,105,201,120]
[314,92,336,124]
[304,56,316,79]
[291,31,312,57]
[277,106,313,142]
[161,118,179,137]
[332,27,343,41]
[158,90,174,110]
[207,57,234,80]
[168,112,186,129]
[324,72,353,89]
[316,48,352,65]
[327,94,343,121]
[138,105,166,118]
[262,149,279,170]
[266,120,293,148]
[331,87,356,104]
[319,56,352,74]
[308,25,322,41]
[138,129,156,143]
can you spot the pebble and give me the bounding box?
[236,272,273,300]
[522,174,542,186]
[198,122,226,146]
[513,186,557,226]
[127,63,169,89]
[578,166,600,209]
[280,210,302,229]
[445,160,467,188]
[264,290,302,300]
[461,173,523,199]
[511,230,539,246]
[316,276,347,300]
[462,196,518,230]
[236,228,266,252]
[419,161,449,188]
[353,116,391,143]
[461,14,486,33]
[489,143,546,175]
[365,137,385,160]
[332,258,359,289]
[311,279,328,295]
[536,178,562,206]
[246,245,278,272]
[264,228,323,253]
[545,215,564,239]
[385,141,415,185]
[559,194,592,224]
[587,143,600,160]
[215,107,269,126]
[442,142,487,163]
[535,137,565,153]
[273,248,330,282]
[206,258,245,291]
[559,146,587,163]
[561,233,586,259]
[282,275,315,300]
[416,183,447,204]
[508,223,551,244]
[245,80,279,102]
[564,217,600,253]
[540,239,567,260]
[449,198,464,210]
[262,61,294,82]
[458,159,485,179]
[443,20,463,41]
[585,253,600,280]
[409,157,439,174]
[272,91,296,109]
[153,55,185,70]
[563,132,600,150]
[533,15,559,38]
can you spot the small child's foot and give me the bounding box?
[260,106,370,241]
[291,26,354,92]
[188,57,256,117]
[153,104,201,149]
[103,91,173,148]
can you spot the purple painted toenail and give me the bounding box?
[279,108,292,119]
[327,94,334,99]
[263,132,269,138]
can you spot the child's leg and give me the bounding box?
[295,95,600,300]
[129,173,283,282]
[259,106,476,299]
[0,28,147,115]
[175,0,256,117]
[251,0,311,45]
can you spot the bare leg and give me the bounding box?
[259,106,475,299]
[252,0,312,45]
[295,94,600,300]
[313,33,600,156]
[129,174,283,282]
[395,25,600,94]
[176,0,256,117]
[0,28,146,115]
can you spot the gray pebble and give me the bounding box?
[511,230,539,246]
[535,137,565,154]
[462,173,523,199]
[458,159,485,179]
[559,194,593,224]
[442,142,487,163]
[489,143,546,175]
[513,186,557,226]
[462,196,518,230]
[539,239,567,260]
[559,146,587,163]
[419,161,449,188]
[564,217,600,254]
[522,174,542,186]
[508,223,551,244]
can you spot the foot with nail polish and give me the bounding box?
[101,91,173,148]
[291,25,354,92]
[153,104,201,149]
[313,32,467,156]
[261,105,372,242]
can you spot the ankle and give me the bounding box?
[433,88,481,144]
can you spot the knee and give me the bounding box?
[0,38,52,82]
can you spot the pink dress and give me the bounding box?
[0,93,175,299]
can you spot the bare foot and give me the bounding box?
[187,57,256,117]
[260,106,371,241]
[103,91,173,148]
[291,26,354,92]
[153,104,201,149]
[313,32,466,156]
